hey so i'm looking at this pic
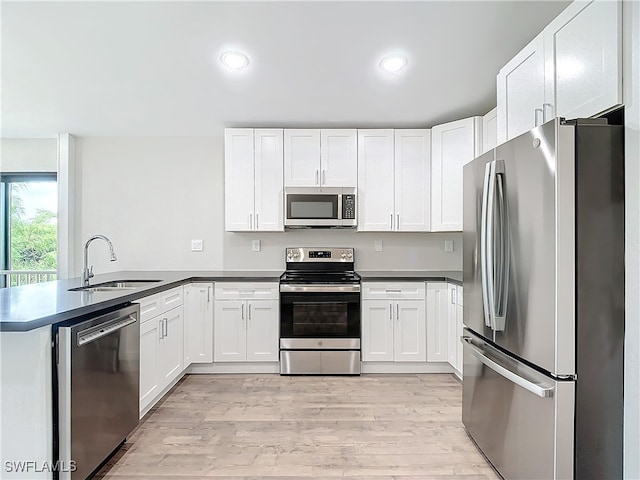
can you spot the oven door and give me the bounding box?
[279,286,360,339]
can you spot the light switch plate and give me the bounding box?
[444,240,454,252]
[374,240,383,252]
[191,239,203,252]
[252,240,261,252]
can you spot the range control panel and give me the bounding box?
[342,194,356,219]
[286,247,354,262]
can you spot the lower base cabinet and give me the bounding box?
[184,283,214,364]
[214,283,279,363]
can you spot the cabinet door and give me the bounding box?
[184,283,213,365]
[426,283,449,363]
[544,0,622,120]
[431,117,480,232]
[446,284,458,369]
[158,306,184,389]
[255,129,284,231]
[496,33,545,144]
[357,129,395,232]
[456,285,464,374]
[320,129,357,187]
[214,300,246,362]
[224,129,255,231]
[394,300,426,362]
[246,300,279,362]
[361,300,394,362]
[284,129,321,187]
[139,317,160,414]
[394,129,431,232]
[482,107,498,153]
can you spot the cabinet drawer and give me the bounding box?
[138,293,162,324]
[361,282,426,300]
[215,282,279,300]
[162,286,184,311]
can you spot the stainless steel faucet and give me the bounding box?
[83,235,118,286]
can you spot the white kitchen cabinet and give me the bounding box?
[139,317,161,411]
[214,300,246,362]
[445,283,464,375]
[357,129,395,231]
[394,129,431,232]
[184,283,213,365]
[284,129,320,187]
[361,300,394,362]
[482,107,498,153]
[358,129,430,232]
[284,129,357,187]
[225,128,284,232]
[158,306,184,387]
[246,299,279,362]
[138,286,185,416]
[497,33,546,144]
[361,282,426,363]
[497,0,622,143]
[224,128,255,231]
[214,283,279,363]
[320,129,357,187]
[426,283,449,363]
[543,0,622,121]
[395,300,427,362]
[431,118,482,232]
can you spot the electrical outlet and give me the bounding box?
[252,240,261,252]
[374,240,383,252]
[191,239,203,252]
[444,240,454,252]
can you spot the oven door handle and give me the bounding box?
[279,284,361,293]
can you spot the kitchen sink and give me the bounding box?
[68,279,162,292]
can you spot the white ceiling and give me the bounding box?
[1,1,570,137]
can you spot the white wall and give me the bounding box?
[0,138,57,172]
[75,135,461,275]
[75,136,225,274]
[623,0,640,477]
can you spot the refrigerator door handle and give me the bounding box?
[480,161,493,328]
[493,160,509,331]
[462,337,555,398]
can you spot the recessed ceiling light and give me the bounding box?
[380,55,407,73]
[220,51,249,70]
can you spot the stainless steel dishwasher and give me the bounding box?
[57,304,140,480]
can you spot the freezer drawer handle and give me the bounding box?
[462,337,554,398]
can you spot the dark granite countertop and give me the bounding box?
[0,270,282,331]
[358,270,463,284]
[1,269,462,332]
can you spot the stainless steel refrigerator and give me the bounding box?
[462,118,624,480]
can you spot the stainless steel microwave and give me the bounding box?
[284,187,356,228]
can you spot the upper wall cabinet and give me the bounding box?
[497,0,622,143]
[482,107,498,154]
[543,0,622,121]
[357,129,431,232]
[284,129,357,188]
[497,33,546,144]
[431,117,482,232]
[224,128,284,232]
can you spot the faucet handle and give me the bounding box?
[88,266,94,279]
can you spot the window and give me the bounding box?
[1,173,57,287]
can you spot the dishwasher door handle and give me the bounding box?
[77,315,137,346]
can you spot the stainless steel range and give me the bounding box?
[279,247,361,375]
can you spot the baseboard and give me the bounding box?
[361,362,454,374]
[188,362,280,374]
[139,371,187,419]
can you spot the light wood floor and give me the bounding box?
[96,374,499,479]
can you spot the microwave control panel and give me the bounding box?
[342,195,356,219]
